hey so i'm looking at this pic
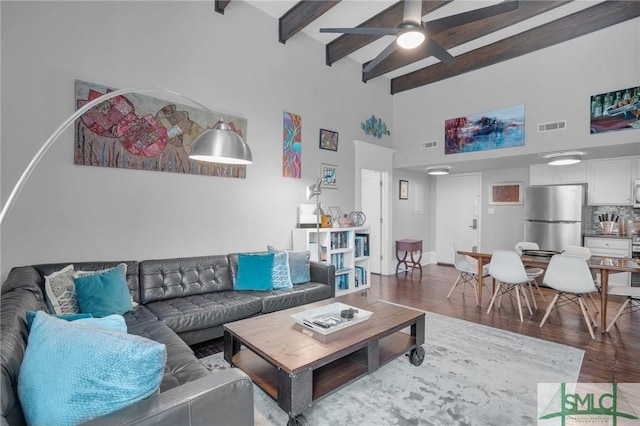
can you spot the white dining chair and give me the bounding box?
[514,242,545,308]
[448,243,491,305]
[487,250,533,322]
[561,245,600,315]
[539,254,599,339]
[605,286,640,333]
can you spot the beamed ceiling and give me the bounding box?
[217,0,640,95]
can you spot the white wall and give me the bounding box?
[0,1,392,279]
[391,17,639,258]
[392,170,431,264]
[392,18,640,170]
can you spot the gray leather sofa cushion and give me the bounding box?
[238,282,333,314]
[144,291,262,334]
[124,305,159,327]
[139,256,233,304]
[127,320,210,392]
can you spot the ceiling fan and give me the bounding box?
[320,0,519,74]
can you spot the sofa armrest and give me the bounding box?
[82,369,254,426]
[310,261,336,297]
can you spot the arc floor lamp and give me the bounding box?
[0,87,253,227]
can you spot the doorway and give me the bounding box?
[435,173,482,264]
[355,140,393,275]
[362,169,383,274]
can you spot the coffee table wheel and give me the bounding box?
[288,414,308,426]
[409,346,425,366]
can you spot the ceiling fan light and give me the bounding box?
[397,30,425,49]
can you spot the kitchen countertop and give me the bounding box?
[583,232,633,239]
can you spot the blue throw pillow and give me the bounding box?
[73,264,133,318]
[25,311,93,329]
[18,312,165,426]
[272,251,293,289]
[235,253,274,291]
[268,246,310,285]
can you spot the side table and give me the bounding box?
[395,239,423,277]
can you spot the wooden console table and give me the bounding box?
[395,239,423,277]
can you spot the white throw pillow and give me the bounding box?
[44,264,80,315]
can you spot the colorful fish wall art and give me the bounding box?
[74,80,247,178]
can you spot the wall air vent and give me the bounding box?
[538,120,567,133]
[420,140,437,149]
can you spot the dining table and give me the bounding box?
[457,249,640,333]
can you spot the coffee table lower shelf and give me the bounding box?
[230,332,416,403]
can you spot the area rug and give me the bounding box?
[200,308,584,426]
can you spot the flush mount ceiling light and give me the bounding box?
[426,166,451,176]
[543,151,585,166]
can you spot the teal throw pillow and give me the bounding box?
[268,246,310,285]
[73,264,133,318]
[18,312,165,426]
[272,251,293,289]
[235,253,274,291]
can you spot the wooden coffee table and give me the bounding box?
[223,295,426,425]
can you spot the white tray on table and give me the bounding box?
[290,302,373,335]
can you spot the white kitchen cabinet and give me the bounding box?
[587,158,633,205]
[584,237,632,287]
[292,227,370,296]
[529,163,587,185]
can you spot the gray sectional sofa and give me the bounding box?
[1,253,335,426]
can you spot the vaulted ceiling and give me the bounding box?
[218,1,640,95]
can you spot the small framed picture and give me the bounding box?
[321,163,338,189]
[319,129,338,151]
[489,182,523,205]
[399,180,409,200]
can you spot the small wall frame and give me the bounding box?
[489,182,523,205]
[399,180,409,200]
[319,129,338,151]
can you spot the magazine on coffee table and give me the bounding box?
[290,302,373,335]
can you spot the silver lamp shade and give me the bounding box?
[189,122,253,164]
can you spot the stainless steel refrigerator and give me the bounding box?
[524,185,584,251]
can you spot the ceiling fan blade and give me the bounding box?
[320,27,399,36]
[424,38,456,66]
[363,40,399,73]
[425,1,519,35]
[402,0,423,24]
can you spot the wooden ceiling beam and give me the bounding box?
[325,1,452,66]
[363,1,569,81]
[279,1,342,44]
[391,1,640,94]
[214,0,230,15]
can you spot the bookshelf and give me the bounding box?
[292,226,370,296]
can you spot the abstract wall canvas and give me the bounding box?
[74,80,247,178]
[445,105,525,155]
[489,182,523,205]
[589,85,640,134]
[283,111,302,178]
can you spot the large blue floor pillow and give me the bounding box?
[18,312,166,426]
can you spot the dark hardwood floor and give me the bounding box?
[192,264,639,383]
[368,264,640,384]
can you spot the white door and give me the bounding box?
[362,169,382,274]
[436,173,482,264]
